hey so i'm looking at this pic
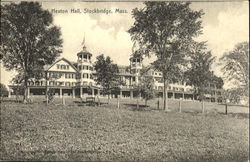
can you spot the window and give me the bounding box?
[86,66,89,70]
[61,65,66,69]
[86,74,89,78]
[66,65,69,69]
[57,64,60,69]
[132,77,135,82]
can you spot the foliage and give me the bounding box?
[1,2,62,102]
[219,42,249,96]
[222,88,248,104]
[94,54,123,102]
[0,83,8,97]
[210,74,224,89]
[128,2,204,110]
[133,67,155,105]
[184,42,215,101]
[141,76,155,105]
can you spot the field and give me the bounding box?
[0,97,249,161]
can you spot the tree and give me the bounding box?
[128,2,204,110]
[11,72,25,101]
[184,42,215,111]
[1,2,62,103]
[133,66,155,107]
[211,74,224,89]
[219,42,249,97]
[141,76,155,106]
[0,83,9,100]
[94,54,121,104]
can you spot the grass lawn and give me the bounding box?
[0,98,249,161]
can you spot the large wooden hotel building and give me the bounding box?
[9,43,223,102]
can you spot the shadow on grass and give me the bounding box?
[73,100,108,107]
[0,99,22,103]
[217,112,250,119]
[123,103,155,111]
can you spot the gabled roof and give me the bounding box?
[45,57,79,72]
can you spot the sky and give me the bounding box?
[0,1,249,89]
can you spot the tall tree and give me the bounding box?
[94,54,121,104]
[184,42,215,109]
[219,42,249,96]
[128,2,204,110]
[1,2,62,102]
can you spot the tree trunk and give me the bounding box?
[108,93,110,104]
[200,87,205,113]
[163,76,169,111]
[23,77,28,103]
[136,92,139,109]
[45,72,48,105]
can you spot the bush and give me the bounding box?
[0,83,9,97]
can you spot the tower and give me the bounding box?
[130,51,143,74]
[130,51,143,84]
[76,39,94,87]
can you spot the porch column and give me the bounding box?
[72,88,75,98]
[192,94,195,100]
[27,87,30,98]
[173,92,175,99]
[92,88,94,97]
[182,92,184,100]
[80,87,83,98]
[130,90,133,99]
[60,88,62,98]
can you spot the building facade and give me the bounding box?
[9,43,223,102]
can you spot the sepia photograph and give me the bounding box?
[0,0,249,161]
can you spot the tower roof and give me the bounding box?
[77,46,92,57]
[77,35,92,57]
